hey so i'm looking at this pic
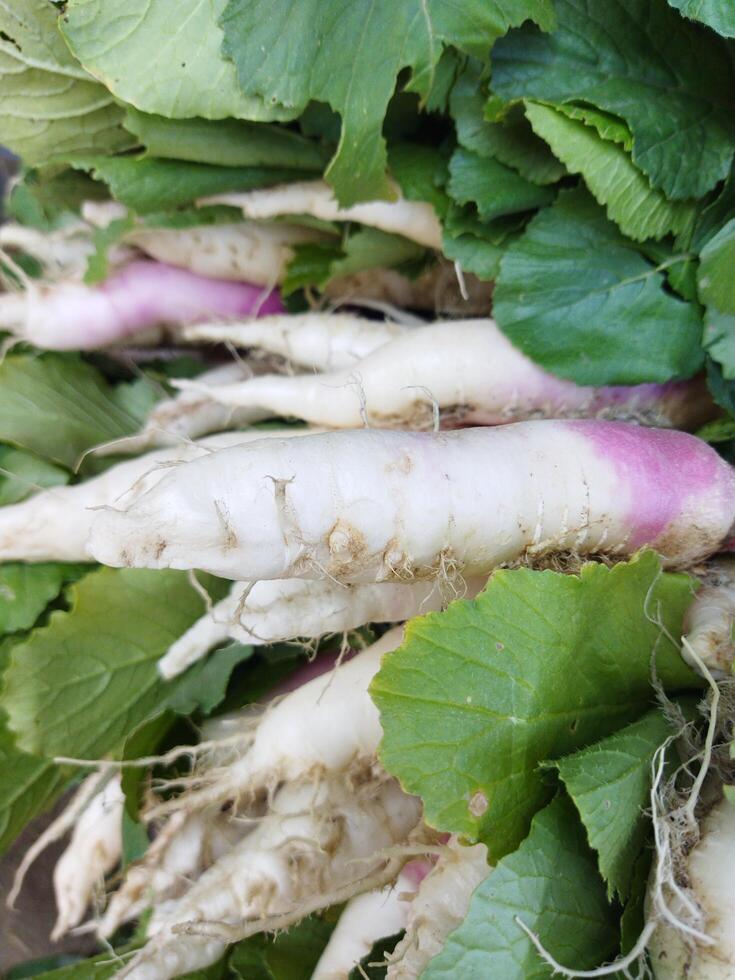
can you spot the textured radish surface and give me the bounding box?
[649,796,735,979]
[386,838,490,978]
[682,559,735,675]
[88,422,735,582]
[158,577,457,679]
[52,777,124,940]
[0,261,282,350]
[117,775,423,980]
[184,311,407,372]
[201,179,443,249]
[178,320,711,431]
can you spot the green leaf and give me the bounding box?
[524,102,696,242]
[450,64,564,185]
[620,850,653,955]
[421,796,618,979]
[0,355,152,469]
[27,948,223,980]
[0,563,72,634]
[371,552,697,856]
[441,232,503,281]
[7,169,108,232]
[704,309,735,381]
[229,916,335,980]
[85,214,136,284]
[60,0,294,123]
[447,148,555,221]
[0,724,64,857]
[552,104,633,150]
[0,446,68,506]
[699,219,735,377]
[220,0,555,205]
[666,0,735,37]
[388,143,450,220]
[166,642,254,716]
[0,0,132,165]
[492,0,735,200]
[123,108,327,172]
[493,188,705,385]
[551,709,671,900]
[2,567,230,759]
[69,155,304,215]
[281,243,345,297]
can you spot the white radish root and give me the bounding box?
[386,838,490,978]
[682,559,735,675]
[200,179,443,250]
[116,774,424,980]
[159,577,469,679]
[183,311,408,372]
[151,628,403,818]
[52,775,124,940]
[312,861,430,979]
[88,422,735,583]
[175,320,711,431]
[0,222,128,282]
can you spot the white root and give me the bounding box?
[386,838,490,978]
[125,221,327,286]
[174,320,710,432]
[0,428,305,563]
[158,577,470,680]
[88,422,735,583]
[200,179,443,250]
[648,795,735,979]
[116,775,424,980]
[151,628,403,817]
[682,558,735,675]
[52,775,124,940]
[0,222,129,281]
[183,311,408,372]
[312,862,428,979]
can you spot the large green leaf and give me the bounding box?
[371,552,697,857]
[123,108,328,172]
[1,567,231,759]
[0,563,75,634]
[447,148,554,221]
[492,0,735,200]
[0,446,68,506]
[666,0,735,37]
[524,102,696,242]
[493,188,704,385]
[60,0,293,122]
[0,356,152,469]
[220,0,555,205]
[0,0,132,165]
[422,797,618,979]
[551,708,671,900]
[699,219,735,378]
[70,155,304,214]
[0,725,64,858]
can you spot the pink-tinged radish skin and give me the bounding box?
[156,629,403,816]
[158,577,462,679]
[387,838,490,978]
[201,179,443,250]
[313,861,431,980]
[184,311,408,372]
[117,777,423,980]
[0,429,306,564]
[88,421,735,583]
[175,321,711,431]
[125,222,327,285]
[52,776,124,940]
[648,796,735,980]
[0,260,282,351]
[682,559,735,675]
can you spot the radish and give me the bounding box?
[175,320,711,431]
[386,838,490,978]
[52,775,124,940]
[183,311,408,372]
[116,774,423,980]
[124,221,327,286]
[201,179,443,250]
[0,223,125,282]
[158,577,464,679]
[0,429,306,563]
[682,559,735,675]
[88,422,735,582]
[151,628,402,817]
[97,363,272,456]
[312,860,431,979]
[0,260,282,351]
[648,795,735,979]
